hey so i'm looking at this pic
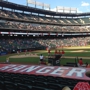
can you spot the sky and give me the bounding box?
[7,0,90,13]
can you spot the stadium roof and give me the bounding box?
[0,0,90,17]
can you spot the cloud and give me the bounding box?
[81,1,90,6]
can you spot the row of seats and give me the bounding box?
[0,9,90,25]
[0,72,89,90]
[0,81,54,90]
[0,21,90,32]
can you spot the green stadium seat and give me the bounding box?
[47,83,62,90]
[23,79,35,86]
[0,81,4,90]
[3,76,13,82]
[34,81,47,88]
[4,81,17,90]
[17,83,32,90]
[12,77,24,84]
[32,86,54,90]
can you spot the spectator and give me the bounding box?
[62,86,71,90]
[78,58,83,67]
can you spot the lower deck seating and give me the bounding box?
[0,72,89,90]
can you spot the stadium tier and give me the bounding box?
[0,9,90,25]
[1,21,90,32]
[0,37,90,53]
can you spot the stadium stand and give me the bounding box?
[0,0,90,90]
[0,37,89,54]
[0,71,89,90]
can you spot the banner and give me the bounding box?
[27,0,35,4]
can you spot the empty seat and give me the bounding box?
[17,83,32,90]
[36,77,47,82]
[24,79,35,86]
[12,77,24,84]
[32,86,54,90]
[0,75,4,81]
[47,83,62,90]
[34,81,47,88]
[4,81,17,90]
[0,81,4,90]
[3,76,13,82]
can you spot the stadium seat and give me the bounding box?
[34,81,47,88]
[0,75,4,81]
[32,86,54,90]
[12,77,24,84]
[0,81,4,90]
[3,76,13,82]
[47,83,62,90]
[23,79,35,86]
[4,81,17,90]
[17,83,32,90]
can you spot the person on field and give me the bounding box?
[62,50,65,58]
[17,50,20,55]
[6,58,10,63]
[78,58,83,67]
[48,49,50,55]
[39,54,44,64]
[25,49,27,55]
[58,50,61,55]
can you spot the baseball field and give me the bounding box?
[0,46,90,65]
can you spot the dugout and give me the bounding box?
[48,54,62,66]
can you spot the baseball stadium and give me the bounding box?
[0,0,90,90]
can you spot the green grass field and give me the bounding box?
[0,46,90,65]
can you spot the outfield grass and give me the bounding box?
[0,47,90,65]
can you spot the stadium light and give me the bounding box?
[56,6,77,13]
[27,0,50,10]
